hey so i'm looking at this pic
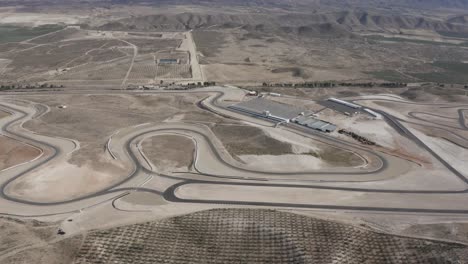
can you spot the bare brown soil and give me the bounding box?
[2,237,82,264]
[400,86,468,102]
[0,217,82,264]
[4,40,116,76]
[182,111,224,123]
[124,38,181,54]
[403,222,468,244]
[211,124,293,156]
[142,135,195,171]
[120,191,166,206]
[22,93,208,169]
[0,109,10,119]
[192,30,226,60]
[212,124,362,167]
[0,43,35,53]
[29,28,82,44]
[318,147,363,167]
[248,86,412,101]
[0,217,55,254]
[0,136,41,170]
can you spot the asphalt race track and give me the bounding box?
[1,87,468,217]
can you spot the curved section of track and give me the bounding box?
[1,89,468,216]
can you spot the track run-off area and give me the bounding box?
[1,87,468,219]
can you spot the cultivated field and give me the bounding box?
[0,27,197,86]
[73,209,467,264]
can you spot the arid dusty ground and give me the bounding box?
[142,135,195,172]
[0,217,82,264]
[211,124,363,168]
[0,109,10,119]
[0,136,41,170]
[0,108,43,170]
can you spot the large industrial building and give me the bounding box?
[293,115,337,132]
[229,98,336,132]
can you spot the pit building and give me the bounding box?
[229,98,337,132]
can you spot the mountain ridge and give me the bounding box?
[96,11,468,37]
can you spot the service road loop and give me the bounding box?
[1,88,468,216]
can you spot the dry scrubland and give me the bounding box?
[211,124,362,167]
[193,27,468,84]
[0,217,82,264]
[0,28,192,84]
[94,9,468,85]
[2,7,468,85]
[142,135,195,172]
[21,93,209,168]
[211,124,293,156]
[185,12,468,84]
[249,85,468,103]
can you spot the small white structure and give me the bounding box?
[262,110,290,123]
[58,105,67,109]
[363,108,382,120]
[269,92,281,97]
[328,98,361,109]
